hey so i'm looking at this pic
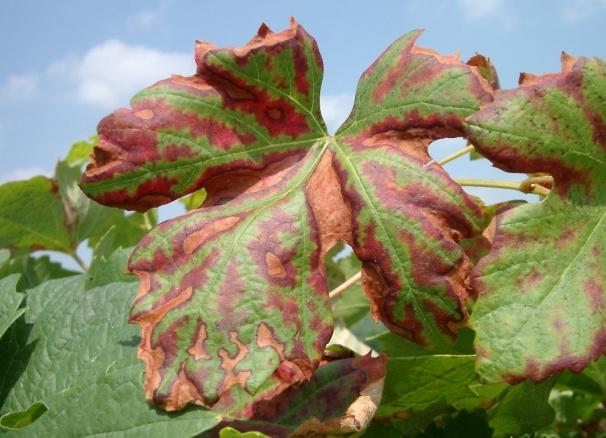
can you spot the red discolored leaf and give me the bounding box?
[80,21,495,413]
[212,354,386,437]
[467,54,606,382]
[81,18,326,212]
[333,30,494,347]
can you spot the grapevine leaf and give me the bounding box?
[85,226,136,289]
[80,18,326,211]
[79,21,494,412]
[467,55,606,382]
[64,136,96,166]
[488,380,556,436]
[0,177,71,254]
[333,30,493,348]
[128,145,348,411]
[213,354,386,437]
[0,275,24,340]
[0,277,221,437]
[377,355,502,417]
[55,157,152,251]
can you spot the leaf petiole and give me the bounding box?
[71,252,89,272]
[456,178,551,197]
[329,271,361,299]
[437,144,475,166]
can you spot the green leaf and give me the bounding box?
[0,277,221,437]
[377,355,502,417]
[180,188,207,211]
[0,250,9,266]
[64,136,96,166]
[0,275,25,339]
[0,402,47,431]
[550,390,600,426]
[85,227,136,289]
[55,158,152,251]
[467,55,606,382]
[418,409,493,438]
[219,426,270,438]
[78,21,494,412]
[0,177,71,254]
[488,380,556,436]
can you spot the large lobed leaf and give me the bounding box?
[80,20,494,411]
[467,55,606,382]
[0,276,221,436]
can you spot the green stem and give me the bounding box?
[457,178,551,197]
[142,211,154,230]
[437,144,475,166]
[72,252,89,272]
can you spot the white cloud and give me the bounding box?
[0,74,39,100]
[320,93,354,134]
[70,40,192,107]
[561,0,606,22]
[0,166,51,183]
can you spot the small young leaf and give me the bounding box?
[468,55,606,382]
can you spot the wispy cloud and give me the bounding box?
[0,74,39,100]
[561,0,606,22]
[50,40,192,108]
[320,93,354,133]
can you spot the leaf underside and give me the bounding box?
[80,19,494,412]
[467,54,606,382]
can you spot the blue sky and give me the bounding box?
[1,0,605,207]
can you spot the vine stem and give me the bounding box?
[456,178,551,197]
[329,271,361,299]
[72,252,89,272]
[437,144,475,166]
